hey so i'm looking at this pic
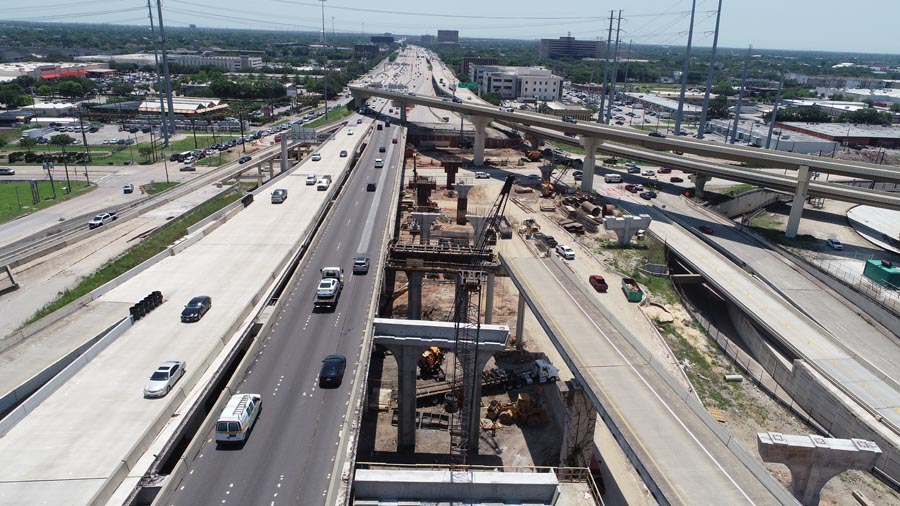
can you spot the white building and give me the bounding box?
[77,53,263,72]
[468,65,562,101]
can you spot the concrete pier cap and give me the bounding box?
[411,212,440,244]
[467,215,490,244]
[603,214,652,246]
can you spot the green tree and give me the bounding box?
[19,137,37,152]
[57,81,84,99]
[861,98,875,108]
[138,145,154,163]
[37,84,53,97]
[891,103,900,113]
[712,82,736,97]
[707,95,730,119]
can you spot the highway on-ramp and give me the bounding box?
[165,123,403,506]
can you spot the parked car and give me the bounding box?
[181,295,212,322]
[657,167,672,174]
[318,354,347,388]
[0,167,15,176]
[123,184,134,194]
[179,165,196,172]
[474,171,489,179]
[826,238,844,250]
[555,244,576,260]
[238,156,252,164]
[639,191,657,200]
[542,235,558,247]
[352,256,370,274]
[143,360,186,398]
[698,225,714,234]
[588,275,609,293]
[642,169,656,176]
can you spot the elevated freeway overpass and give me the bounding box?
[350,85,900,237]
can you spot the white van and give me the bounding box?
[374,158,384,168]
[604,174,622,183]
[215,393,261,444]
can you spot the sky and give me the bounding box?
[1,0,898,55]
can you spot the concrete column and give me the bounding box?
[758,432,881,506]
[471,116,490,166]
[380,269,397,317]
[385,344,426,453]
[484,272,495,325]
[256,165,263,187]
[268,160,274,181]
[516,293,526,350]
[785,165,811,239]
[455,184,474,225]
[693,173,710,197]
[580,137,599,191]
[406,271,424,320]
[603,214,653,246]
[560,379,598,468]
[466,349,496,453]
[400,104,407,123]
[354,95,365,110]
[467,215,490,246]
[412,212,439,245]
[280,135,289,173]
[443,166,459,189]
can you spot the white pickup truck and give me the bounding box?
[88,212,118,229]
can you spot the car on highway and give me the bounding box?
[238,156,252,164]
[826,238,844,250]
[352,256,370,274]
[657,167,672,174]
[698,225,715,234]
[378,146,386,153]
[626,166,640,174]
[474,171,490,179]
[670,176,684,183]
[648,131,666,138]
[88,212,117,229]
[271,189,288,204]
[588,275,608,293]
[179,165,196,172]
[318,354,347,388]
[311,153,321,161]
[317,278,340,299]
[123,184,134,194]
[556,244,576,260]
[642,169,656,176]
[639,191,657,200]
[143,360,186,398]
[181,295,212,323]
[357,118,363,124]
[374,158,384,168]
[366,182,377,191]
[347,129,354,135]
[392,138,398,144]
[0,167,15,176]
[340,150,348,157]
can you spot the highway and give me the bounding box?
[166,116,403,506]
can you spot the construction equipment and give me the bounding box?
[525,150,543,162]
[418,347,444,378]
[486,392,548,428]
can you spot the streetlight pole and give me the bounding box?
[78,98,91,186]
[320,0,329,120]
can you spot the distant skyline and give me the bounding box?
[0,0,898,55]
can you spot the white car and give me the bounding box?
[826,238,844,250]
[143,360,186,398]
[317,278,339,298]
[642,169,656,176]
[306,174,316,185]
[555,244,575,260]
[474,171,489,179]
[347,129,354,135]
[311,153,321,161]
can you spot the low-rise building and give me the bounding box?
[460,57,498,76]
[541,101,594,122]
[778,121,900,148]
[469,65,562,101]
[0,61,110,80]
[623,92,702,120]
[707,119,839,154]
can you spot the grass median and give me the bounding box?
[24,187,243,326]
[0,180,95,224]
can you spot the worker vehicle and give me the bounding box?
[486,393,549,428]
[622,278,644,302]
[88,212,118,229]
[215,393,262,444]
[418,347,444,378]
[524,359,560,384]
[556,244,575,260]
[588,275,608,293]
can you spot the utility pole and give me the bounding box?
[155,0,177,136]
[730,45,751,144]
[320,0,328,120]
[765,69,784,149]
[696,0,723,139]
[605,10,623,125]
[598,11,614,124]
[674,0,697,136]
[331,16,335,39]
[147,0,169,147]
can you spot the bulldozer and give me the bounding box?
[486,392,548,428]
[418,346,444,379]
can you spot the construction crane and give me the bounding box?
[447,174,515,465]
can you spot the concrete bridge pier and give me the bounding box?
[280,136,288,173]
[693,173,710,197]
[467,215,490,245]
[405,271,424,320]
[758,432,881,505]
[580,137,600,191]
[471,116,490,166]
[383,343,428,452]
[603,214,652,246]
[400,103,407,123]
[380,269,397,317]
[455,184,474,225]
[785,165,811,239]
[411,212,439,244]
[515,293,526,350]
[484,272,495,325]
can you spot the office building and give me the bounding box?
[371,34,395,45]
[539,36,603,60]
[470,65,562,101]
[354,44,380,56]
[437,30,459,44]
[460,57,498,76]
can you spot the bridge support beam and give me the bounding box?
[455,184,474,225]
[406,271,424,320]
[280,136,289,173]
[516,293,526,350]
[580,137,600,191]
[604,214,652,246]
[400,104,407,123]
[380,269,396,317]
[785,165,811,239]
[758,432,881,506]
[560,379,597,468]
[693,173,710,197]
[411,212,439,245]
[484,272,495,325]
[384,343,427,453]
[471,116,490,166]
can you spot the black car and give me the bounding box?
[366,182,377,191]
[181,296,212,322]
[319,354,347,388]
[179,165,196,172]
[141,127,152,133]
[639,191,657,200]
[238,156,252,164]
[648,131,666,138]
[542,235,558,247]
